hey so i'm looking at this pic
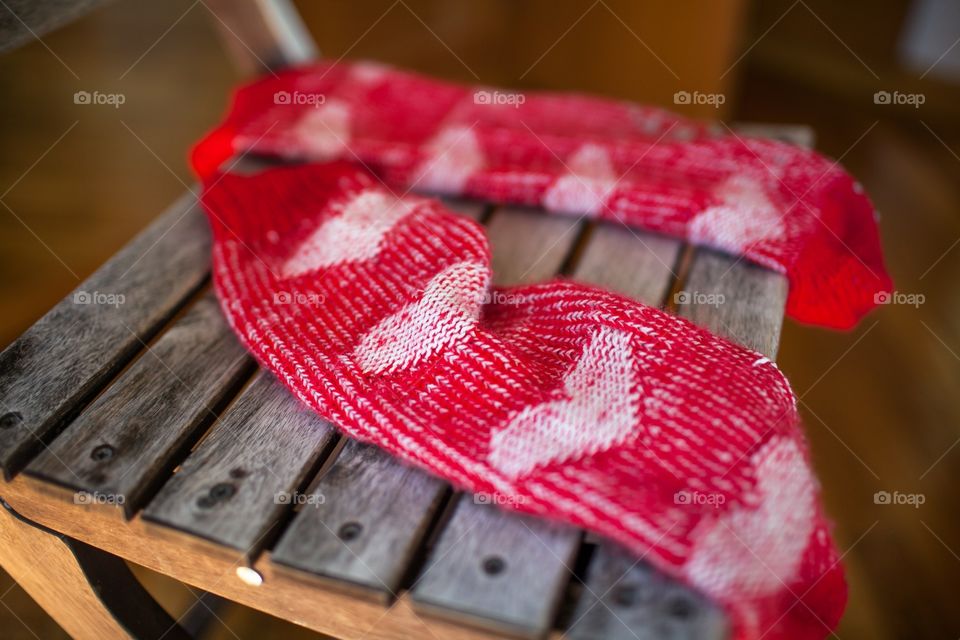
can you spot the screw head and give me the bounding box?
[667,596,694,619]
[236,566,263,587]
[0,412,22,430]
[481,555,506,576]
[338,521,363,541]
[611,584,637,607]
[209,483,236,501]
[91,444,114,461]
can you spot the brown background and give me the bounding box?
[1,0,959,638]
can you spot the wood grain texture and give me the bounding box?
[271,439,448,600]
[2,475,509,640]
[143,369,338,554]
[678,249,788,359]
[0,498,192,640]
[566,545,728,640]
[412,499,580,638]
[0,193,210,479]
[573,223,681,306]
[25,293,252,517]
[486,206,583,285]
[408,204,585,637]
[566,218,728,639]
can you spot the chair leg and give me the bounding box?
[0,498,192,640]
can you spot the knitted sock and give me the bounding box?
[192,59,891,330]
[201,161,846,640]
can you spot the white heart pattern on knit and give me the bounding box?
[488,326,641,479]
[543,143,618,216]
[353,260,490,374]
[282,190,417,277]
[685,436,815,600]
[294,99,351,160]
[688,175,785,255]
[413,126,485,193]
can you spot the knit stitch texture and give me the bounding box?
[193,59,892,329]
[200,161,847,640]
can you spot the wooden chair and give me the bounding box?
[0,2,806,638]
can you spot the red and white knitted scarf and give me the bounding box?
[194,60,889,639]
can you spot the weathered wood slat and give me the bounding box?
[24,293,252,517]
[414,499,579,638]
[677,250,788,359]
[574,223,681,305]
[566,546,729,640]
[0,193,210,479]
[270,439,448,600]
[485,205,585,284]
[568,225,729,639]
[258,196,478,597]
[731,122,815,149]
[143,369,338,554]
[410,203,585,637]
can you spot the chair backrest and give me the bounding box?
[204,0,317,75]
[0,0,108,54]
[0,0,316,76]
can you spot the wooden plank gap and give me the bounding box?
[557,220,596,277]
[664,243,697,313]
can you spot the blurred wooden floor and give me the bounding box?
[1,1,959,639]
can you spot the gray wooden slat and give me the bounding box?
[569,224,730,640]
[731,122,815,149]
[574,223,681,305]
[486,205,585,284]
[255,190,477,595]
[675,119,803,358]
[571,163,793,639]
[676,250,788,359]
[566,546,729,640]
[143,369,338,553]
[0,193,210,480]
[410,203,585,638]
[24,293,252,517]
[270,439,448,600]
[413,499,579,638]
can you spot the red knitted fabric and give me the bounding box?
[193,60,891,329]
[200,161,846,640]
